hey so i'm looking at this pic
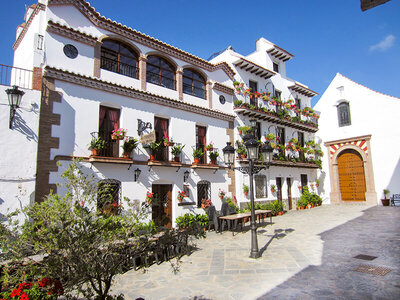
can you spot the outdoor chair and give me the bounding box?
[220,202,235,231]
[206,205,219,232]
[391,194,400,206]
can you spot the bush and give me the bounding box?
[176,213,208,236]
[0,160,149,300]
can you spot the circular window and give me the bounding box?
[219,95,226,104]
[63,44,78,59]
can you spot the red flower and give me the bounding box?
[20,292,29,300]
[10,287,21,297]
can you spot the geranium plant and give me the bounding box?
[146,191,154,205]
[163,134,174,146]
[177,191,186,202]
[201,198,212,209]
[218,189,226,199]
[111,128,127,140]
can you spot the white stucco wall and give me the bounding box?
[0,87,41,221]
[48,80,232,226]
[314,73,400,204]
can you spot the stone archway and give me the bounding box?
[325,135,377,204]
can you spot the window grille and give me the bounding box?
[197,180,211,207]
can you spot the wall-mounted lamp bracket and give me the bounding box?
[137,119,152,136]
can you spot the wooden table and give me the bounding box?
[219,210,272,234]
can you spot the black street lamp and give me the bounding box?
[222,120,273,259]
[6,85,25,129]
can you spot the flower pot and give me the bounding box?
[178,197,183,203]
[112,136,123,140]
[201,203,206,209]
[123,151,131,159]
[174,156,180,162]
[194,158,200,164]
[219,195,224,200]
[381,199,390,206]
[244,191,248,196]
[211,160,217,165]
[240,154,246,159]
[278,211,283,216]
[149,154,155,161]
[238,130,242,135]
[91,149,99,156]
[300,207,304,210]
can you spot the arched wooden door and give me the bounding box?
[337,149,366,201]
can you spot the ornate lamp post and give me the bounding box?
[222,120,273,258]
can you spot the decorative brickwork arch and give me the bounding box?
[325,135,377,204]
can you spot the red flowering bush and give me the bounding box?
[1,278,63,300]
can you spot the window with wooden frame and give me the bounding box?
[99,106,120,157]
[255,175,267,199]
[100,39,139,78]
[337,102,351,127]
[249,80,258,106]
[183,69,206,99]
[196,125,207,164]
[154,117,169,161]
[146,56,176,90]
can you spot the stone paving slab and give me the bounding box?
[112,204,400,299]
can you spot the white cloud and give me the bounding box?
[369,34,395,52]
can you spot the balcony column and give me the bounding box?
[93,41,102,78]
[206,80,213,109]
[177,68,183,100]
[139,55,147,91]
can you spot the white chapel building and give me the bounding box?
[315,73,400,205]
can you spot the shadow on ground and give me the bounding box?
[258,206,400,299]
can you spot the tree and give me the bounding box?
[1,159,150,300]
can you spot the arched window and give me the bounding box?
[97,179,121,214]
[197,180,211,208]
[101,39,139,78]
[337,102,351,127]
[146,56,176,90]
[183,69,206,99]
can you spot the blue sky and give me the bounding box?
[1,0,399,106]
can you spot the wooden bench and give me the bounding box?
[391,194,400,206]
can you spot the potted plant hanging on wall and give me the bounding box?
[111,128,127,140]
[381,189,390,206]
[243,184,249,196]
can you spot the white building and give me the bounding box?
[211,38,320,210]
[314,73,400,205]
[2,0,322,226]
[7,0,239,228]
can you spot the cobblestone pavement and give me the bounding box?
[112,205,400,300]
